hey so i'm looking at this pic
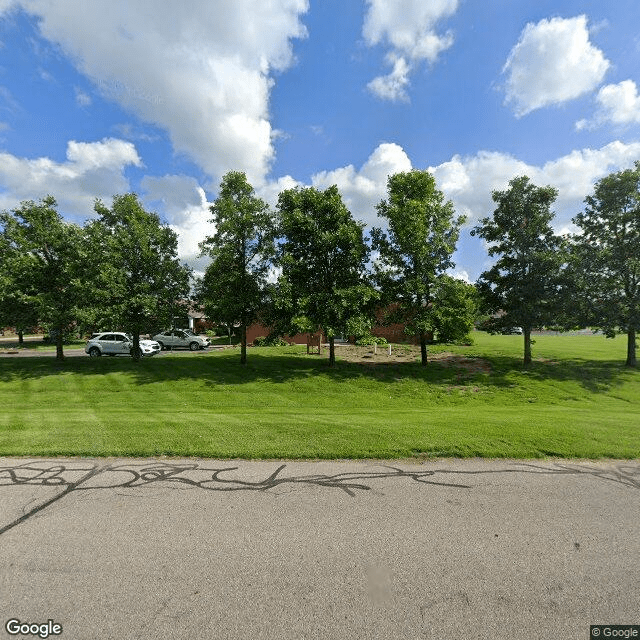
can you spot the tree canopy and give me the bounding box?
[0,196,86,359]
[198,171,275,365]
[371,170,465,365]
[275,185,376,366]
[471,175,565,366]
[571,163,640,367]
[90,193,191,360]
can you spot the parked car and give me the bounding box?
[85,332,161,357]
[502,327,523,335]
[152,329,210,351]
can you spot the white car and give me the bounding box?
[152,329,210,351]
[85,332,161,357]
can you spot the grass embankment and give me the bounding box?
[0,332,638,459]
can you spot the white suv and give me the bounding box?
[152,329,210,351]
[85,332,161,357]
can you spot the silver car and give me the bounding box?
[85,332,161,357]
[152,329,210,351]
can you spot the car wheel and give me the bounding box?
[89,347,101,357]
[157,341,165,351]
[189,341,200,351]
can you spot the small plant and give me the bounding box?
[253,335,288,347]
[355,334,388,346]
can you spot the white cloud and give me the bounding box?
[256,174,301,209]
[6,0,309,185]
[141,174,215,274]
[576,80,640,130]
[503,15,610,116]
[366,54,411,102]
[363,0,458,101]
[429,141,640,229]
[448,269,470,283]
[0,137,141,216]
[74,87,91,107]
[311,142,412,224]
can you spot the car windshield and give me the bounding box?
[184,329,195,335]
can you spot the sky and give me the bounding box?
[0,0,639,281]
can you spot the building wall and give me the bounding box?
[245,323,322,345]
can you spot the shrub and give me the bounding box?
[253,335,289,347]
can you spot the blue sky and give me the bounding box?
[1,0,640,280]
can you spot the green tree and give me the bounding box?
[571,163,640,367]
[198,172,275,365]
[430,275,479,344]
[471,175,565,366]
[0,196,85,359]
[275,185,376,367]
[0,293,40,345]
[371,170,465,366]
[90,194,191,360]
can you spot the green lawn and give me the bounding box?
[0,332,638,459]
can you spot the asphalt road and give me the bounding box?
[1,457,638,640]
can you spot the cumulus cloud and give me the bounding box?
[503,15,610,116]
[311,142,412,224]
[0,137,141,217]
[363,0,458,101]
[366,54,411,102]
[141,174,215,274]
[5,0,309,185]
[429,141,640,228]
[576,79,640,130]
[255,174,301,209]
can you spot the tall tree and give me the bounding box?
[275,185,376,367]
[571,163,640,367]
[198,171,275,365]
[0,196,85,359]
[90,193,191,360]
[471,175,565,366]
[371,170,465,366]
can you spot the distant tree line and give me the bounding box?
[1,163,639,367]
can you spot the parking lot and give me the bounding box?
[0,335,226,358]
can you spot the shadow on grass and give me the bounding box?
[0,346,635,394]
[481,355,629,393]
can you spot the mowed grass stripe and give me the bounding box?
[0,333,638,459]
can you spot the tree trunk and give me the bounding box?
[132,330,140,361]
[55,327,64,360]
[523,327,532,366]
[626,328,637,367]
[420,332,428,366]
[328,336,335,367]
[18,330,24,345]
[240,324,247,365]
